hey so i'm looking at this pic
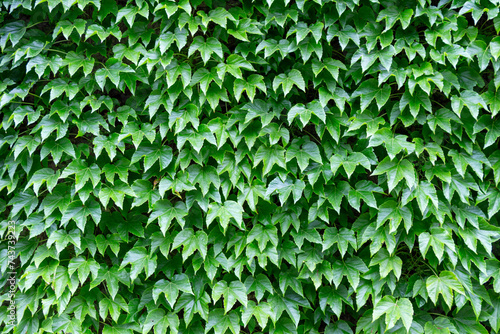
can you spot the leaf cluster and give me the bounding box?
[1,0,500,333]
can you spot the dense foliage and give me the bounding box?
[1,0,500,333]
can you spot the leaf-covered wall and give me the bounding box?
[1,0,500,333]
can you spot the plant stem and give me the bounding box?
[27,21,48,29]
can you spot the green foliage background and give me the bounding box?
[1,0,500,333]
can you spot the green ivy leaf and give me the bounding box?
[373,296,414,332]
[426,271,465,308]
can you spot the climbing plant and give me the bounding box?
[1,0,500,333]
